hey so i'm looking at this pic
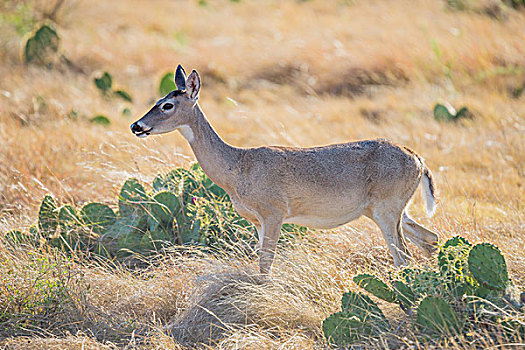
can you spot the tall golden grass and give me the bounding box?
[0,0,524,348]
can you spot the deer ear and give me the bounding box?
[174,64,187,90]
[186,70,200,101]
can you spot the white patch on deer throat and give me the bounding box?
[178,125,195,142]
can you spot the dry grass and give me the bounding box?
[1,0,524,348]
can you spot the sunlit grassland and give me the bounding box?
[0,0,524,348]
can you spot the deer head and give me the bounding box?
[131,64,200,138]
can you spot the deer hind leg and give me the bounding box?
[258,217,282,275]
[402,211,439,257]
[371,208,412,267]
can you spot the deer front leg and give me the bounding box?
[258,217,282,275]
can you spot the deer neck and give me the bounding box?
[181,104,241,192]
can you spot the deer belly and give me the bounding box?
[284,210,362,229]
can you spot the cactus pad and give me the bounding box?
[24,24,59,65]
[149,191,179,228]
[79,203,116,235]
[322,312,368,346]
[103,214,148,255]
[393,280,416,308]
[139,226,172,251]
[438,236,474,295]
[438,236,471,265]
[159,72,176,96]
[89,115,111,125]
[433,103,470,122]
[4,230,30,246]
[323,291,389,346]
[353,274,396,303]
[152,170,182,193]
[468,243,509,290]
[114,89,132,102]
[416,296,461,335]
[38,194,59,236]
[119,178,148,217]
[180,218,201,244]
[341,291,388,329]
[55,205,82,251]
[433,103,455,122]
[58,205,80,229]
[94,72,113,94]
[455,107,470,119]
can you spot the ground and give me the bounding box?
[0,0,524,349]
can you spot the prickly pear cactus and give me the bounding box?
[152,169,186,193]
[79,202,116,235]
[24,23,59,65]
[341,291,388,329]
[322,312,369,346]
[416,296,461,335]
[393,280,416,308]
[58,205,80,230]
[354,274,396,303]
[55,205,82,251]
[468,243,509,291]
[438,236,475,297]
[94,72,113,94]
[323,291,389,346]
[149,191,179,229]
[112,215,148,255]
[113,89,132,102]
[38,194,59,236]
[433,103,470,122]
[433,103,455,122]
[438,236,471,266]
[159,72,176,96]
[99,213,148,256]
[89,115,111,125]
[455,107,470,119]
[4,230,30,247]
[118,179,148,217]
[139,226,172,252]
[399,268,440,297]
[180,218,201,244]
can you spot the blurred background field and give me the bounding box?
[0,0,524,348]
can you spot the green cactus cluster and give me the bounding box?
[7,163,305,259]
[324,236,524,346]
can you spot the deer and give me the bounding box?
[130,65,439,275]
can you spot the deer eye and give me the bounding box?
[162,103,174,111]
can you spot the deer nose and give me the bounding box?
[130,122,142,133]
